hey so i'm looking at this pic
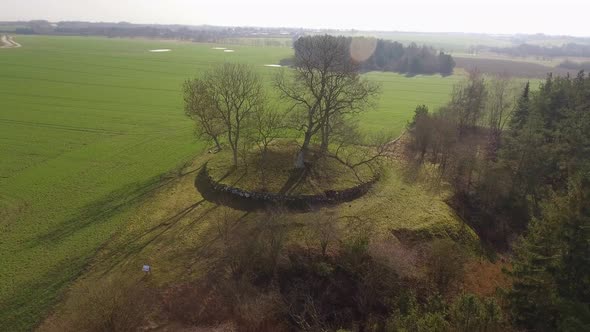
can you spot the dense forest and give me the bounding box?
[406,71,590,331]
[288,36,455,75]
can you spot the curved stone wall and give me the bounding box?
[195,164,378,211]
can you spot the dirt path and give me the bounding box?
[0,35,22,49]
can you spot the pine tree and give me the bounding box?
[555,177,590,330]
[508,179,590,330]
[505,72,590,331]
[508,215,561,330]
[508,81,530,132]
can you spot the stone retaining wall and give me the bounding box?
[195,164,378,211]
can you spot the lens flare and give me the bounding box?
[349,38,377,63]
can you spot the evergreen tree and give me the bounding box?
[508,179,590,330]
[438,52,455,76]
[508,81,530,131]
[508,214,561,330]
[555,176,590,330]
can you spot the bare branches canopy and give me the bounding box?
[184,35,389,176]
[275,35,380,168]
[184,63,266,166]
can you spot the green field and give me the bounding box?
[0,35,459,330]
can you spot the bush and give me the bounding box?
[450,293,503,332]
[44,278,157,332]
[233,290,288,332]
[162,281,232,326]
[424,239,468,294]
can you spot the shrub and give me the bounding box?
[424,239,468,294]
[162,281,231,326]
[45,278,157,332]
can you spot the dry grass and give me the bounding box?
[207,142,374,195]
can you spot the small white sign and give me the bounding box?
[142,265,151,272]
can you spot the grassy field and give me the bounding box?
[0,35,459,330]
[363,72,460,132]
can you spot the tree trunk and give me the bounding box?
[213,136,221,150]
[232,148,238,167]
[419,146,427,163]
[227,127,238,167]
[295,146,307,168]
[319,124,329,155]
[260,147,268,188]
[295,132,313,168]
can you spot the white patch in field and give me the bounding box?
[212,47,227,50]
[264,64,282,67]
[223,49,235,53]
[149,49,171,52]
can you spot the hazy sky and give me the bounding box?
[2,0,589,36]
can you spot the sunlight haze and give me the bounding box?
[2,0,590,330]
[2,0,589,36]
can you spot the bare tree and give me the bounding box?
[486,74,516,135]
[308,212,340,256]
[184,63,266,166]
[252,105,285,187]
[424,239,467,295]
[274,35,379,168]
[407,105,434,162]
[485,74,518,158]
[329,121,393,181]
[183,78,225,151]
[449,69,487,136]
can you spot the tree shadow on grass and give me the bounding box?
[97,199,218,275]
[278,166,308,195]
[177,210,252,269]
[28,163,203,249]
[5,163,204,330]
[0,255,90,332]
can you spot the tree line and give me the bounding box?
[9,20,301,43]
[406,70,590,330]
[285,36,455,75]
[358,38,455,75]
[559,59,590,71]
[490,42,590,58]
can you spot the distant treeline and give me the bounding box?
[359,38,455,75]
[558,59,590,71]
[490,42,590,58]
[5,20,300,43]
[285,36,455,75]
